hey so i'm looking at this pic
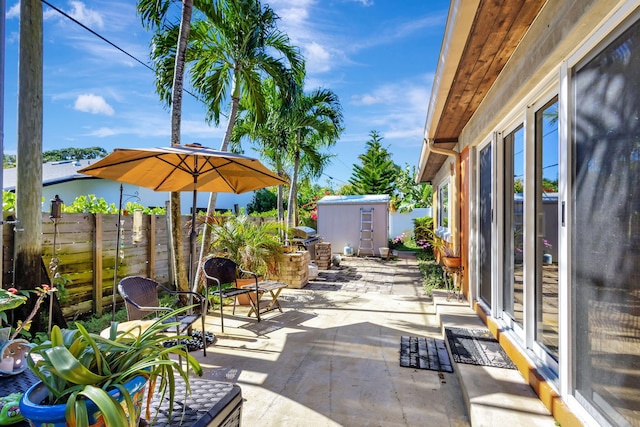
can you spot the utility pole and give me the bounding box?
[1,0,6,283]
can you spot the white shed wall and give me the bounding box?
[317,196,389,256]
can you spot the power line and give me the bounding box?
[39,0,200,100]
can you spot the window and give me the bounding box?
[438,181,450,233]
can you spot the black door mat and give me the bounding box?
[445,327,516,369]
[400,336,453,372]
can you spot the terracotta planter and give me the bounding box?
[442,256,461,269]
[236,277,261,305]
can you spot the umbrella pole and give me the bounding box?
[189,183,197,293]
[113,184,123,322]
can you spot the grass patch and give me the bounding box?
[70,307,129,334]
[416,250,445,297]
[393,240,418,251]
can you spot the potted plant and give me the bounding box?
[419,230,447,263]
[441,245,462,269]
[19,306,202,427]
[205,215,286,304]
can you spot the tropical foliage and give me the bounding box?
[247,188,278,214]
[348,130,399,195]
[26,308,202,426]
[204,215,286,278]
[43,147,108,162]
[391,164,433,212]
[231,77,343,227]
[282,87,343,227]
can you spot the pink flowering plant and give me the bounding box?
[389,232,407,249]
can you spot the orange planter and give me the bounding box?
[442,256,461,269]
[236,277,261,305]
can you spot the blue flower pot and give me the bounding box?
[19,375,147,427]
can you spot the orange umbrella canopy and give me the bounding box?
[78,144,287,193]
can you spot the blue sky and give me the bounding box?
[3,0,449,188]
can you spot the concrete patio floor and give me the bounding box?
[192,255,555,426]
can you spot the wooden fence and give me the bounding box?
[2,212,191,318]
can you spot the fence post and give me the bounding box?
[148,214,156,279]
[93,213,103,316]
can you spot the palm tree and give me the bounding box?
[150,0,303,285]
[230,81,343,230]
[138,0,194,291]
[230,78,290,221]
[284,88,343,228]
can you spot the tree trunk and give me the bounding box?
[277,181,285,222]
[14,0,44,328]
[286,132,302,229]
[169,0,192,292]
[193,93,240,290]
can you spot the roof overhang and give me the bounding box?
[417,0,547,183]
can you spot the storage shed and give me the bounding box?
[317,195,389,257]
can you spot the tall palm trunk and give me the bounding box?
[14,0,44,326]
[169,0,192,292]
[286,130,302,228]
[193,90,240,291]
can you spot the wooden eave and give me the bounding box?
[418,0,547,183]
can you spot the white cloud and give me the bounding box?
[68,1,104,29]
[303,42,332,73]
[347,74,434,147]
[87,127,117,137]
[43,1,105,29]
[74,94,115,116]
[352,94,381,106]
[6,2,20,19]
[351,0,374,6]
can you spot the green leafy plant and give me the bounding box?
[417,252,445,297]
[204,215,286,278]
[62,194,119,214]
[25,306,202,426]
[2,191,16,212]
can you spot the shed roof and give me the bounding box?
[317,195,390,205]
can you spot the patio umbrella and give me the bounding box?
[78,144,287,296]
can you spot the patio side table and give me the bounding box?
[241,281,288,318]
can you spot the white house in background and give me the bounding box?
[2,159,253,214]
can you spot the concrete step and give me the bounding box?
[432,290,557,427]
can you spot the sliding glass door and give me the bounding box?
[535,98,559,361]
[503,125,525,327]
[479,144,493,306]
[572,19,640,426]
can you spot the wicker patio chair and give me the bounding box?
[201,257,260,332]
[117,276,207,356]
